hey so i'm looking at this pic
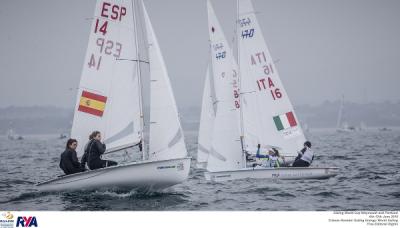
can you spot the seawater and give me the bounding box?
[0,129,399,210]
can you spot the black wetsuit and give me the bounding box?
[85,139,117,170]
[59,148,84,175]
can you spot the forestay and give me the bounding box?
[71,0,142,157]
[142,2,187,161]
[238,0,305,157]
[206,0,243,172]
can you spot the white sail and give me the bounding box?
[142,2,187,161]
[197,65,215,168]
[336,94,344,129]
[71,0,142,156]
[238,0,305,158]
[206,0,243,172]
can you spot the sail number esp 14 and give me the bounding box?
[88,2,126,71]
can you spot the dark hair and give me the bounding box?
[89,131,101,140]
[272,148,280,157]
[66,138,77,150]
[304,141,312,148]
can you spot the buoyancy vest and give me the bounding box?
[301,147,314,164]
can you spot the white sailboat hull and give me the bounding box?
[196,162,208,169]
[37,157,191,192]
[204,167,339,182]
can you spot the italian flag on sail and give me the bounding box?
[78,90,107,117]
[273,111,297,131]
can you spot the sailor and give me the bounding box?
[272,148,286,167]
[254,144,281,168]
[80,134,94,169]
[59,139,85,175]
[292,141,314,167]
[85,131,118,170]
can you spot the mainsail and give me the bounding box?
[206,0,243,172]
[142,2,187,161]
[197,65,215,168]
[71,0,142,157]
[237,0,305,157]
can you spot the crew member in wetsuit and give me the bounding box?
[84,131,118,170]
[80,133,94,170]
[59,138,85,175]
[292,141,314,167]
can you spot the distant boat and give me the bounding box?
[7,129,23,140]
[336,95,356,132]
[58,133,68,139]
[379,127,391,132]
[357,121,367,131]
[37,0,190,192]
[199,0,338,182]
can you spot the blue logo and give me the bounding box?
[16,216,38,227]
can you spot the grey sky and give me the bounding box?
[0,0,399,109]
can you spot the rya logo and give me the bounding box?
[16,216,38,227]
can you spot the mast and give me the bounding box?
[132,0,146,160]
[236,0,246,168]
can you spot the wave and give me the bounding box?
[312,191,341,197]
[272,192,296,198]
[0,191,45,204]
[378,182,400,187]
[329,155,356,160]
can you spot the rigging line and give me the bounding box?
[116,58,150,64]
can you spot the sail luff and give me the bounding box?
[131,0,146,159]
[236,0,247,167]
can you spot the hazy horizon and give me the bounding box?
[1,0,399,109]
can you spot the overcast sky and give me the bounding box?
[0,0,399,109]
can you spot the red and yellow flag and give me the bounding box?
[78,90,107,117]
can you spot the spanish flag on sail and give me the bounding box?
[78,90,107,117]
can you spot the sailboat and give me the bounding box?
[336,95,355,132]
[201,0,338,181]
[7,128,23,140]
[37,0,190,192]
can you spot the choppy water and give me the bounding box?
[0,129,399,210]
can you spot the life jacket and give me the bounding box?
[258,157,271,167]
[301,147,314,164]
[271,156,280,167]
